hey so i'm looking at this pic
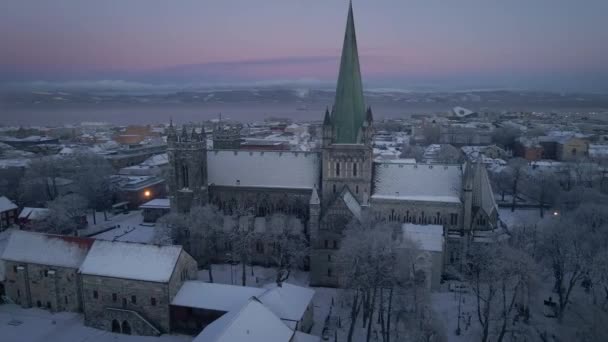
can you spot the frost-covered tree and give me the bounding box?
[63,152,114,224]
[336,219,433,342]
[524,169,560,218]
[466,243,538,342]
[18,156,65,205]
[159,205,224,282]
[40,194,88,235]
[263,213,308,286]
[504,158,529,212]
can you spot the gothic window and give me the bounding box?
[324,240,329,248]
[353,163,358,177]
[333,184,336,194]
[336,162,341,176]
[112,293,117,302]
[450,213,458,225]
[93,290,98,299]
[112,320,121,333]
[122,321,131,335]
[131,295,137,304]
[181,165,189,188]
[333,240,337,249]
[151,297,157,306]
[328,254,332,262]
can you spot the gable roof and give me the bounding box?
[79,240,183,283]
[259,282,315,325]
[171,281,264,312]
[207,150,320,189]
[0,196,17,212]
[193,297,294,342]
[372,163,462,204]
[1,230,93,269]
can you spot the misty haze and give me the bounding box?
[1,1,608,342]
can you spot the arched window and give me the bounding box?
[336,162,340,176]
[121,321,131,335]
[333,184,336,194]
[353,163,358,177]
[111,319,121,333]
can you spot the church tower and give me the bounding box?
[167,122,208,213]
[321,1,374,208]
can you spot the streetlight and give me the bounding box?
[144,190,151,198]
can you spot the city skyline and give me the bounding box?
[2,0,608,92]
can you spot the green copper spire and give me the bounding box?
[331,1,366,143]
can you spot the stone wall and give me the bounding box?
[81,274,171,334]
[3,261,81,312]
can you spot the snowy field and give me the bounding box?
[0,305,192,342]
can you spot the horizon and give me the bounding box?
[2,0,608,93]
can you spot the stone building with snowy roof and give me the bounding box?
[167,2,499,287]
[1,230,94,312]
[79,240,197,336]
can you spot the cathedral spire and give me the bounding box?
[331,1,366,144]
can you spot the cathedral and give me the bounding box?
[167,3,499,287]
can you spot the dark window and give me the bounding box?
[112,293,117,302]
[353,163,358,177]
[324,240,328,248]
[356,185,359,194]
[333,240,337,249]
[17,290,20,297]
[328,254,331,262]
[151,297,157,306]
[131,295,136,304]
[47,302,52,309]
[122,298,127,307]
[336,162,340,176]
[13,266,18,273]
[44,270,48,277]
[64,296,68,305]
[37,300,41,307]
[327,268,332,277]
[333,184,336,194]
[93,290,98,299]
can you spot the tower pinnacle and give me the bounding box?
[330,1,366,144]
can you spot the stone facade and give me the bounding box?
[3,261,83,312]
[81,250,197,336]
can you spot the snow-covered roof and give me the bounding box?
[1,231,93,269]
[342,190,362,220]
[139,198,170,209]
[171,281,264,312]
[207,150,320,189]
[372,163,462,204]
[0,229,14,281]
[402,224,444,252]
[0,196,17,212]
[193,297,294,342]
[79,240,182,282]
[18,207,50,220]
[259,282,315,324]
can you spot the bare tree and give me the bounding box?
[18,156,65,205]
[263,213,308,286]
[524,169,560,218]
[159,205,224,282]
[538,217,594,321]
[40,194,88,235]
[401,143,425,162]
[505,158,529,212]
[466,243,538,342]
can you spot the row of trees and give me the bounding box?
[464,191,608,341]
[158,205,308,287]
[16,152,115,234]
[336,218,446,342]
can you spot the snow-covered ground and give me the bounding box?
[80,210,150,239]
[0,305,191,342]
